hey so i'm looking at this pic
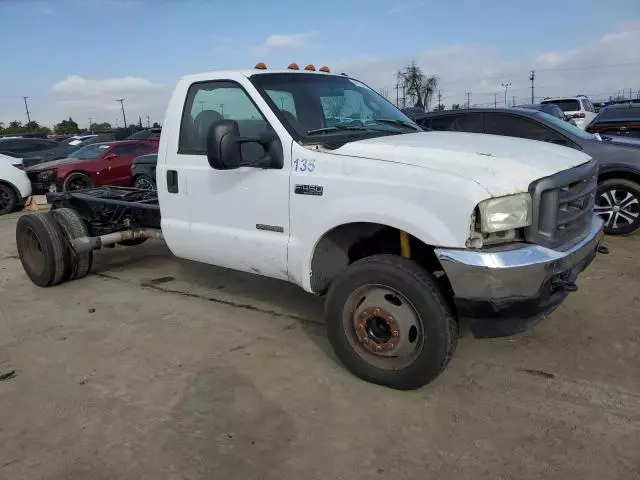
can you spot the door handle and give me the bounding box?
[167,170,179,193]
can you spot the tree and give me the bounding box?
[396,60,439,110]
[91,122,112,132]
[54,117,79,134]
[25,120,41,130]
[433,104,446,112]
[378,86,391,101]
[325,96,346,118]
[451,104,461,110]
[8,120,22,130]
[152,122,161,128]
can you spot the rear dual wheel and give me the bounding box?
[16,209,92,287]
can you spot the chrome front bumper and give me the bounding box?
[434,216,604,337]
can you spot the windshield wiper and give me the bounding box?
[307,125,368,135]
[373,118,420,130]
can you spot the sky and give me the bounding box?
[1,0,639,129]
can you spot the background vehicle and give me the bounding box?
[586,103,640,139]
[131,153,157,190]
[0,153,31,214]
[541,95,597,129]
[0,137,61,166]
[126,128,162,140]
[516,103,577,124]
[26,140,158,193]
[414,108,640,234]
[15,67,603,391]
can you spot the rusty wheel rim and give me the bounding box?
[342,284,424,370]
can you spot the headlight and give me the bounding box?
[478,193,532,233]
[37,169,57,181]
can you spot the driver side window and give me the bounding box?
[320,89,373,124]
[179,81,271,162]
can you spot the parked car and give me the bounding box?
[131,153,157,189]
[540,95,597,129]
[0,153,31,215]
[0,137,61,166]
[515,103,577,124]
[414,108,640,234]
[126,128,162,140]
[586,103,640,140]
[26,140,158,193]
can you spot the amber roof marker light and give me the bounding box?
[319,66,330,73]
[305,64,316,71]
[254,62,267,69]
[287,63,299,70]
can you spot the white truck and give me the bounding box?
[16,65,605,390]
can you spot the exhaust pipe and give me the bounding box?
[71,228,164,253]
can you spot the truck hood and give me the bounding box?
[333,131,592,196]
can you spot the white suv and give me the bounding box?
[541,95,597,130]
[0,153,32,215]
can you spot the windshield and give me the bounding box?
[536,112,596,140]
[250,73,420,147]
[541,99,580,112]
[68,144,110,159]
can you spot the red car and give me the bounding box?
[27,140,158,193]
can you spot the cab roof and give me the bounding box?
[179,69,345,84]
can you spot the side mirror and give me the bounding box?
[206,120,284,170]
[206,120,243,170]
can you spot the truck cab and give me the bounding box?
[17,65,604,390]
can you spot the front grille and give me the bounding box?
[525,159,598,250]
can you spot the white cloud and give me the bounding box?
[52,75,163,95]
[255,32,316,52]
[48,75,168,128]
[331,24,640,108]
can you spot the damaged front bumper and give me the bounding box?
[434,216,604,338]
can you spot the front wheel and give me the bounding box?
[0,183,17,215]
[63,173,93,191]
[595,179,640,235]
[325,254,458,390]
[133,174,156,190]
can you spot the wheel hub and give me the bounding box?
[355,306,400,355]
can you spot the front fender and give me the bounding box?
[288,195,469,292]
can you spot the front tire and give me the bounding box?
[63,173,93,191]
[0,183,17,215]
[595,179,640,235]
[325,254,458,390]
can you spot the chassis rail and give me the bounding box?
[46,186,161,235]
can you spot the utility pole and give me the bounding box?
[395,83,400,107]
[437,90,442,109]
[466,92,471,109]
[494,93,498,108]
[146,116,150,128]
[512,95,516,107]
[401,85,406,108]
[501,82,511,108]
[630,88,633,100]
[88,117,92,133]
[529,70,535,104]
[23,96,32,124]
[116,99,127,129]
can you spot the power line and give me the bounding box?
[529,70,535,104]
[23,96,31,124]
[116,99,127,128]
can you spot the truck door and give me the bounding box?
[165,79,290,280]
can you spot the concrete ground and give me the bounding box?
[0,212,638,480]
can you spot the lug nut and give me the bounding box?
[375,345,382,352]
[392,330,399,337]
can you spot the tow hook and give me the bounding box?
[597,244,609,255]
[552,279,578,292]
